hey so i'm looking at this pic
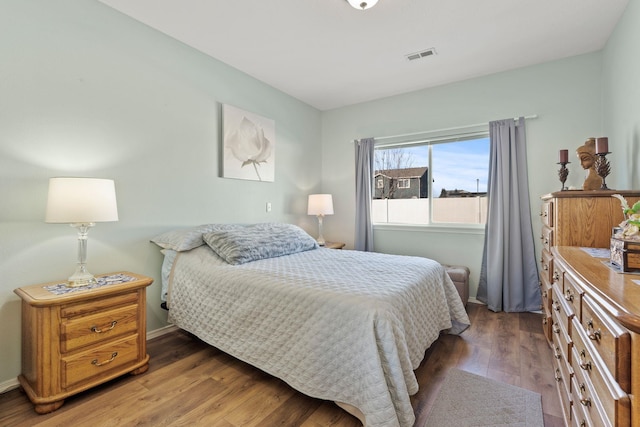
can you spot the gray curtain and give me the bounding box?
[355,138,375,251]
[477,118,540,312]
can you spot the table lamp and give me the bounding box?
[307,194,334,246]
[45,177,119,287]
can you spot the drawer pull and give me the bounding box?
[543,264,548,271]
[580,421,586,427]
[552,302,560,312]
[552,325,560,334]
[586,320,601,341]
[553,346,561,360]
[91,321,117,334]
[578,383,591,407]
[542,317,547,326]
[564,291,574,302]
[579,349,592,371]
[92,352,118,367]
[553,272,560,282]
[554,369,562,382]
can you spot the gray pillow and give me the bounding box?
[151,223,244,252]
[203,223,318,265]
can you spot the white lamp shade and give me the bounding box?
[347,0,378,10]
[307,194,334,216]
[45,177,119,223]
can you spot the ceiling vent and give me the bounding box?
[406,48,436,61]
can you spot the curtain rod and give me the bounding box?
[352,114,538,143]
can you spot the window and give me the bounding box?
[372,129,489,226]
[377,178,384,189]
[397,179,410,189]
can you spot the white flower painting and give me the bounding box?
[223,104,275,182]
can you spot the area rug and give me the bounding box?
[423,369,544,427]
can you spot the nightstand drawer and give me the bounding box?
[61,292,138,318]
[62,304,139,353]
[62,334,140,389]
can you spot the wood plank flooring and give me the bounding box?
[0,303,565,426]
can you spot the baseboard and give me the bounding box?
[468,297,485,305]
[1,324,179,395]
[147,324,179,340]
[0,378,19,394]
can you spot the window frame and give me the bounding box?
[397,178,410,189]
[372,125,489,231]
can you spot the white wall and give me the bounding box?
[602,0,640,189]
[0,1,322,387]
[321,52,606,301]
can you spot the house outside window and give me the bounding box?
[372,128,489,225]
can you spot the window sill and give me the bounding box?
[373,223,485,235]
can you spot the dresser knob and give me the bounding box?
[564,290,574,302]
[586,320,601,341]
[554,369,562,382]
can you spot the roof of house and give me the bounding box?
[375,167,428,179]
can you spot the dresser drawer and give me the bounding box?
[552,299,572,366]
[571,370,605,427]
[540,200,553,227]
[541,249,554,285]
[571,403,590,427]
[541,273,552,313]
[541,225,553,252]
[62,334,141,389]
[563,273,584,323]
[61,304,139,353]
[552,283,574,341]
[572,319,630,427]
[580,297,631,392]
[553,350,572,420]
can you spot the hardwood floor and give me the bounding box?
[0,303,565,426]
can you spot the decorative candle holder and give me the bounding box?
[557,162,570,191]
[595,152,612,190]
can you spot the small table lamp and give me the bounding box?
[307,194,334,246]
[45,177,119,287]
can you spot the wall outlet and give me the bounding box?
[266,202,272,213]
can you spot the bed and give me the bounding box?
[152,223,470,427]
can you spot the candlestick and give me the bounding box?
[559,149,568,163]
[595,137,609,155]
[595,152,612,190]
[557,160,570,191]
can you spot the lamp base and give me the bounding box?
[67,270,97,287]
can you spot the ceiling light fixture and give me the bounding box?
[346,0,379,10]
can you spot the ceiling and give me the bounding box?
[98,0,629,111]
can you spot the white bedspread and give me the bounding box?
[167,246,470,427]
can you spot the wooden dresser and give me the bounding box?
[538,190,640,426]
[539,190,640,344]
[14,272,153,414]
[551,246,640,426]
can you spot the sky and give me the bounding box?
[376,137,490,195]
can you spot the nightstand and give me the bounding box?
[14,272,153,414]
[323,242,345,249]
